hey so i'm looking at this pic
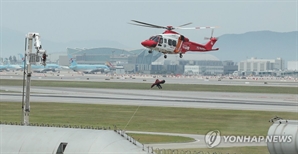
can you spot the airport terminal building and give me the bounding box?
[151,53,224,75]
[66,48,140,65]
[283,61,298,77]
[57,48,238,75]
[238,57,284,76]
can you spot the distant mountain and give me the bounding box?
[0,27,131,58]
[45,39,131,52]
[212,31,297,62]
[1,27,297,63]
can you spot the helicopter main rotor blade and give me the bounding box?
[177,22,192,27]
[128,23,162,28]
[176,26,219,30]
[131,20,167,29]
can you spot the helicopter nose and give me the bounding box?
[141,40,157,47]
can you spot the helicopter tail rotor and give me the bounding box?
[204,29,218,40]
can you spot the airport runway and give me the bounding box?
[1,86,297,112]
[1,71,297,87]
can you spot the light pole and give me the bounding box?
[22,32,47,126]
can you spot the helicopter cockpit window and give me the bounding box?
[150,36,159,43]
[168,39,172,46]
[172,40,177,47]
[164,39,167,44]
[154,36,160,43]
[159,37,163,44]
[150,36,157,41]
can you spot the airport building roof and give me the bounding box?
[135,50,162,64]
[67,47,137,56]
[152,53,221,65]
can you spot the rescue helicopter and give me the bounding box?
[130,20,219,59]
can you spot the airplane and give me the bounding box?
[0,59,21,72]
[151,79,165,89]
[69,58,110,74]
[4,58,22,71]
[18,53,61,73]
[129,20,219,59]
[0,65,9,72]
[31,64,61,73]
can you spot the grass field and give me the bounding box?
[127,133,194,144]
[1,102,297,136]
[163,146,269,154]
[0,79,297,94]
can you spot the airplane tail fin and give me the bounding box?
[69,58,77,66]
[17,54,26,68]
[18,53,26,62]
[105,61,115,68]
[68,55,77,66]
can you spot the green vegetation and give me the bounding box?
[1,102,297,136]
[163,146,269,154]
[0,79,297,94]
[0,89,23,93]
[127,133,194,144]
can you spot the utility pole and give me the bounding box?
[22,33,47,126]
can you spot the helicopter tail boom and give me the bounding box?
[204,37,218,50]
[184,37,218,52]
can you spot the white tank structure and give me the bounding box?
[267,120,298,154]
[0,124,151,154]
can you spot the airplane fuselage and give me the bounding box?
[69,64,110,73]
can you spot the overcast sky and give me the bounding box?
[1,0,297,51]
